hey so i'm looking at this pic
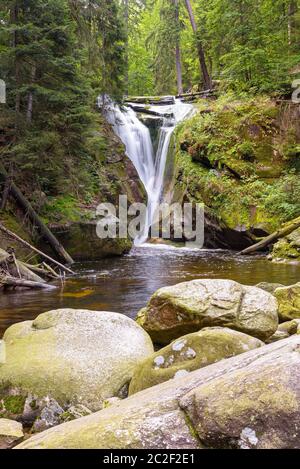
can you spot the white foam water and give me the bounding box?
[102,97,193,244]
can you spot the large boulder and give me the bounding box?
[129,328,263,394]
[181,339,300,449]
[0,309,154,412]
[0,419,23,449]
[15,336,300,449]
[275,283,300,321]
[137,279,278,344]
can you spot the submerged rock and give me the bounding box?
[275,283,300,321]
[0,309,154,412]
[15,336,300,449]
[129,328,263,394]
[0,418,23,449]
[137,279,278,344]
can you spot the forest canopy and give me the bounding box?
[0,0,299,201]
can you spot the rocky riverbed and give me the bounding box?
[1,278,300,449]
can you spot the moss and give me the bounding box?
[173,94,300,233]
[3,395,26,415]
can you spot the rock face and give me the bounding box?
[51,223,132,262]
[129,328,263,394]
[0,419,23,449]
[275,283,300,321]
[0,309,154,411]
[137,280,278,344]
[15,336,300,449]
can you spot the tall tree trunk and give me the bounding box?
[26,65,36,124]
[184,0,212,90]
[123,0,129,95]
[288,0,298,46]
[10,3,21,135]
[174,0,183,95]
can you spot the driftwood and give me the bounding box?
[0,223,75,275]
[126,104,174,119]
[0,275,56,290]
[239,216,300,255]
[0,165,74,265]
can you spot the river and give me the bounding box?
[1,245,299,337]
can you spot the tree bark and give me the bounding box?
[26,65,36,124]
[174,0,183,95]
[239,217,300,255]
[0,222,75,274]
[184,0,212,90]
[0,275,56,290]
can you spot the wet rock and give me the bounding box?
[15,336,300,449]
[256,282,284,294]
[137,279,278,344]
[0,418,23,449]
[0,309,154,412]
[275,283,300,321]
[129,328,263,394]
[266,319,300,344]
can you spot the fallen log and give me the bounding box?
[0,275,56,290]
[239,216,300,255]
[0,165,74,265]
[176,89,215,99]
[126,104,173,119]
[125,96,175,106]
[0,223,75,275]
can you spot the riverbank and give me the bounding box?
[1,245,300,337]
[1,276,300,449]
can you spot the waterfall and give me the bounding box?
[102,97,193,244]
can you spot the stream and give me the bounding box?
[1,245,300,337]
[1,99,300,338]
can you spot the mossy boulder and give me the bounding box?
[270,228,300,264]
[0,309,154,411]
[266,319,300,343]
[129,328,263,394]
[0,418,24,449]
[255,282,284,294]
[50,222,132,261]
[181,337,300,449]
[15,336,300,449]
[274,283,300,321]
[137,279,278,344]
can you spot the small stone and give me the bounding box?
[174,370,190,380]
[0,418,24,449]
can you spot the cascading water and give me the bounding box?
[102,97,193,244]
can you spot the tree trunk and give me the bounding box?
[288,1,298,46]
[184,0,212,90]
[239,217,300,255]
[0,222,75,274]
[0,275,56,290]
[123,0,129,95]
[26,65,36,124]
[174,0,183,95]
[0,166,74,266]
